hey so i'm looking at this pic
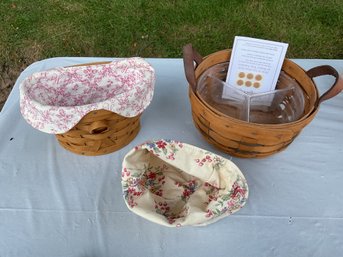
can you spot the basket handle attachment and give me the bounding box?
[306,65,343,105]
[183,44,203,92]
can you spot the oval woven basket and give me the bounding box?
[183,44,343,158]
[54,61,143,156]
[20,58,155,156]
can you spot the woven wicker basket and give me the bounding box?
[56,109,140,156]
[54,61,142,156]
[20,58,154,156]
[183,44,343,158]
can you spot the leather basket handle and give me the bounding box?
[306,65,343,105]
[183,44,203,92]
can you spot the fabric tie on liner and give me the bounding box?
[121,139,249,227]
[20,57,155,134]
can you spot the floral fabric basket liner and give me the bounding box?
[122,139,249,227]
[20,57,155,134]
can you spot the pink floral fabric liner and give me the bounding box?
[19,57,155,134]
[122,140,249,227]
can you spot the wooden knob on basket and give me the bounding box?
[88,120,109,134]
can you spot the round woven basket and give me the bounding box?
[183,44,343,158]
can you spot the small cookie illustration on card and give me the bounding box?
[236,71,263,88]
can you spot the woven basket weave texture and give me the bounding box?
[183,45,343,158]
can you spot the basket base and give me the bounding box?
[195,124,292,158]
[191,106,298,158]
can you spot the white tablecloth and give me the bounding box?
[1,57,343,257]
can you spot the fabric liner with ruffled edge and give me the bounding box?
[19,57,155,134]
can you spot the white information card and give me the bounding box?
[224,36,288,98]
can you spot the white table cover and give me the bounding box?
[1,57,343,257]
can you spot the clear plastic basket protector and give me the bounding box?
[196,62,305,124]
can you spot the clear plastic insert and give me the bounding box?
[197,62,305,124]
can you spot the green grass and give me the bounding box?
[1,0,343,108]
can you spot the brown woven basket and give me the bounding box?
[183,44,343,158]
[55,62,141,156]
[56,109,140,156]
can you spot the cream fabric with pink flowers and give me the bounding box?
[20,57,155,134]
[121,140,249,227]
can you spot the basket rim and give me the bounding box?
[190,49,320,128]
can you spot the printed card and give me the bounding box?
[223,36,288,98]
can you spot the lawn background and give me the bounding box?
[1,0,343,109]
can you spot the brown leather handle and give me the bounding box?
[306,65,343,105]
[183,44,203,92]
